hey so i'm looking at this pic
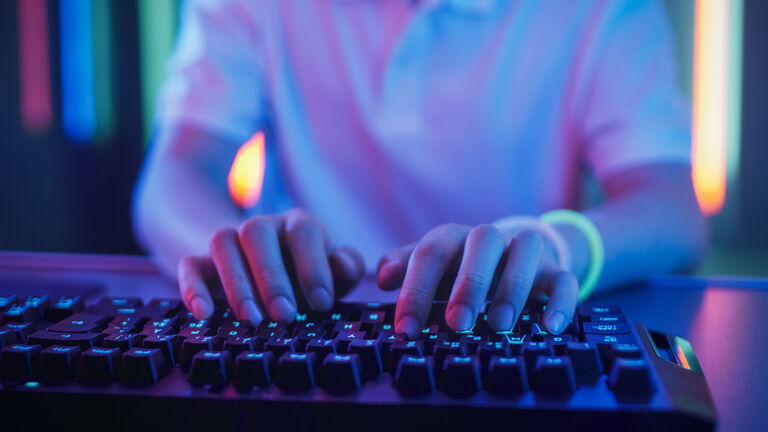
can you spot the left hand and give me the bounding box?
[376,223,578,338]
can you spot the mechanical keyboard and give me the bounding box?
[0,293,716,431]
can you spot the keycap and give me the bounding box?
[140,317,179,337]
[120,348,169,385]
[146,298,183,316]
[458,334,484,354]
[378,332,406,357]
[27,330,102,351]
[332,321,361,337]
[433,340,467,370]
[530,322,549,341]
[305,338,337,361]
[607,343,643,371]
[276,352,317,392]
[24,295,50,319]
[0,294,17,311]
[38,345,81,384]
[545,335,572,355]
[388,340,423,373]
[485,356,528,396]
[234,351,274,392]
[104,333,141,352]
[522,341,554,372]
[371,322,394,338]
[223,336,258,358]
[264,337,296,359]
[180,335,219,372]
[585,334,637,366]
[142,334,181,366]
[477,341,510,370]
[1,322,35,343]
[348,338,383,381]
[419,332,445,353]
[579,305,622,317]
[531,356,577,396]
[1,303,38,324]
[256,322,287,344]
[0,344,41,382]
[582,323,631,335]
[335,330,366,353]
[178,327,214,339]
[608,358,655,393]
[394,356,435,397]
[565,342,602,385]
[587,313,626,324]
[321,353,363,394]
[295,329,325,351]
[215,325,250,340]
[440,355,482,397]
[360,310,386,333]
[48,313,108,333]
[78,347,121,384]
[188,350,233,386]
[0,328,20,348]
[47,296,85,322]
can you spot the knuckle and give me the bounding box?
[502,273,533,295]
[238,217,272,241]
[455,270,493,292]
[513,230,544,252]
[412,239,449,263]
[470,224,505,247]
[252,265,288,292]
[220,272,251,292]
[211,228,238,250]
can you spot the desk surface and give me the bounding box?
[1,251,766,432]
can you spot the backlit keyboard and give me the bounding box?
[0,294,716,431]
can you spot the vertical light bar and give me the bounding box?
[91,0,114,141]
[726,0,743,182]
[692,0,729,216]
[17,0,52,133]
[138,0,179,145]
[59,0,96,143]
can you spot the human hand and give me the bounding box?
[178,208,365,324]
[377,223,578,338]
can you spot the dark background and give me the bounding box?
[1,0,766,276]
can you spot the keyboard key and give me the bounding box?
[234,351,274,392]
[24,295,50,319]
[522,341,554,373]
[305,338,337,361]
[440,355,482,397]
[608,358,655,394]
[48,313,108,333]
[178,326,214,339]
[27,330,102,351]
[588,313,626,324]
[0,294,17,311]
[2,322,35,343]
[142,334,181,366]
[140,317,179,337]
[321,353,363,394]
[394,356,435,397]
[485,356,528,396]
[1,303,38,324]
[104,333,141,352]
[120,348,169,385]
[582,322,631,335]
[458,334,484,354]
[388,340,423,373]
[38,345,81,384]
[256,327,287,345]
[579,305,622,317]
[335,330,366,353]
[531,356,577,396]
[0,328,20,348]
[223,336,258,358]
[78,347,121,384]
[332,321,361,337]
[276,352,317,392]
[477,341,510,370]
[565,342,602,385]
[99,297,143,309]
[180,335,219,372]
[419,332,446,353]
[585,334,637,366]
[264,337,296,359]
[146,298,183,316]
[188,350,233,386]
[433,340,467,370]
[607,343,643,371]
[0,343,41,382]
[545,334,573,355]
[295,329,325,351]
[348,338,383,381]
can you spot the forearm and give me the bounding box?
[133,125,242,276]
[555,163,708,294]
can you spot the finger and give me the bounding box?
[178,256,216,320]
[446,225,506,331]
[285,210,334,311]
[539,268,579,334]
[487,231,544,331]
[210,228,264,325]
[329,246,366,296]
[376,243,415,291]
[238,217,297,322]
[395,224,469,337]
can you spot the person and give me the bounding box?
[133,0,706,338]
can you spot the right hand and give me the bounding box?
[177,208,366,325]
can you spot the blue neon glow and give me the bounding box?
[59,0,96,143]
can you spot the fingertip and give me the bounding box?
[190,296,213,320]
[241,300,264,326]
[309,286,334,311]
[395,314,421,338]
[545,310,567,334]
[376,261,405,291]
[487,303,516,332]
[445,304,475,332]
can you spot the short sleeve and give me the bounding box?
[154,0,267,143]
[577,0,691,181]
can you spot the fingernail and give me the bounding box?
[547,311,567,334]
[270,296,296,321]
[312,286,333,311]
[190,297,211,319]
[339,251,357,273]
[489,303,516,331]
[450,305,475,331]
[241,300,263,326]
[397,315,420,337]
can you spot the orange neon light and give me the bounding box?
[692,0,729,216]
[676,345,691,370]
[228,132,266,208]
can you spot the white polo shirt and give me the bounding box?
[156,0,691,268]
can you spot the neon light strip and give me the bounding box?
[17,0,52,133]
[91,0,114,141]
[675,344,691,370]
[59,0,96,143]
[138,0,179,146]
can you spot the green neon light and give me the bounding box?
[726,0,743,182]
[91,0,113,142]
[138,0,179,146]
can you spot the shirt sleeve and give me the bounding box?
[576,0,691,181]
[154,0,268,144]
